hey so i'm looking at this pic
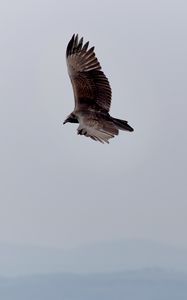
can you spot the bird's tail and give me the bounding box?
[112,117,134,132]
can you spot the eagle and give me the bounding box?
[63,34,134,143]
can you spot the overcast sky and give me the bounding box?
[0,0,187,250]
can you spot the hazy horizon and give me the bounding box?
[1,238,187,277]
[1,270,187,300]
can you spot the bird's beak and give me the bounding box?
[63,120,67,125]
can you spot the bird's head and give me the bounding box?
[63,113,78,124]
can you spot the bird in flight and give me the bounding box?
[63,34,134,143]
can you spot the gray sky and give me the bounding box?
[0,0,187,249]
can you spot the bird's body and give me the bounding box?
[64,34,134,143]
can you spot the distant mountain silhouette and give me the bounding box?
[0,239,187,276]
[0,270,187,300]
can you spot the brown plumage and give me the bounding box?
[63,34,134,143]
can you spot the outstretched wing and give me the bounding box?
[77,113,119,144]
[66,34,112,112]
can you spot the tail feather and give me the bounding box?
[112,117,134,132]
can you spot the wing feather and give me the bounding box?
[77,113,118,144]
[66,34,112,112]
